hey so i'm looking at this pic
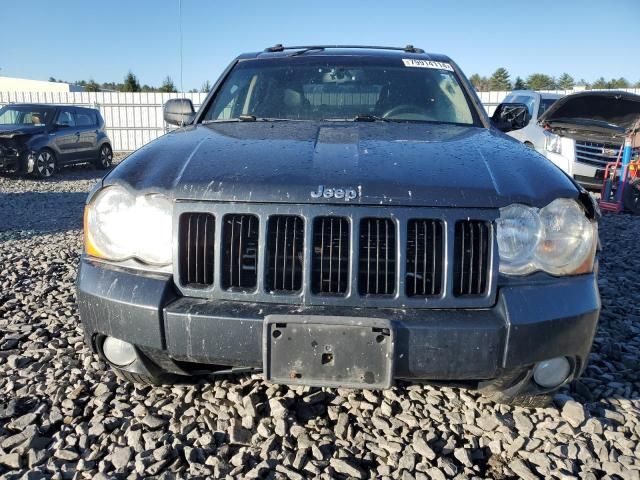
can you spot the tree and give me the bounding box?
[48,76,56,82]
[635,80,640,88]
[609,77,629,89]
[556,73,575,90]
[121,71,141,92]
[159,76,177,93]
[591,77,608,89]
[526,73,556,90]
[513,76,526,90]
[201,80,212,93]
[85,79,100,92]
[488,68,511,91]
[469,73,489,92]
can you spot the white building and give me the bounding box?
[0,76,85,92]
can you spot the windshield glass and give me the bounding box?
[202,56,478,125]
[0,106,54,126]
[538,98,558,118]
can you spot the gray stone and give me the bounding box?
[330,458,365,479]
[561,401,586,428]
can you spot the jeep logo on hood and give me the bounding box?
[311,185,360,201]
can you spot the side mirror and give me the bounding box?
[491,103,531,133]
[164,99,195,126]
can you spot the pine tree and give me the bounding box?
[513,77,526,90]
[469,73,488,92]
[591,77,608,89]
[159,76,177,93]
[526,74,556,90]
[488,68,511,91]
[122,71,141,92]
[557,73,575,90]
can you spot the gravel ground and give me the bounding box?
[0,160,639,479]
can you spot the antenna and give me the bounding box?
[179,0,183,93]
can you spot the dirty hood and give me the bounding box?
[539,90,640,143]
[105,122,578,208]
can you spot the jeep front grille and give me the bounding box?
[175,204,496,309]
[406,219,444,297]
[178,212,215,287]
[312,217,350,295]
[221,214,259,290]
[266,215,304,293]
[454,220,490,296]
[359,218,396,295]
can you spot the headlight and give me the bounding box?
[544,132,562,154]
[85,185,173,266]
[497,199,596,276]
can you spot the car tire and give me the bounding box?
[623,178,640,215]
[114,368,178,386]
[95,144,113,170]
[33,149,57,178]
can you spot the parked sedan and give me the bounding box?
[0,104,112,178]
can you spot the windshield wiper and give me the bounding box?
[201,116,297,124]
[353,113,389,122]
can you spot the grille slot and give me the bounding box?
[454,220,490,296]
[266,216,304,292]
[575,141,621,167]
[359,218,396,295]
[221,214,259,290]
[178,213,215,287]
[312,217,350,295]
[406,220,444,297]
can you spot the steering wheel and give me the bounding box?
[382,104,431,119]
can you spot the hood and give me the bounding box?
[104,122,578,208]
[538,91,640,143]
[0,124,47,138]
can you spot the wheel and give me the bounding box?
[114,368,178,386]
[33,149,56,178]
[623,178,640,215]
[95,144,113,170]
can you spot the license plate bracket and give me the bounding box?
[263,315,395,389]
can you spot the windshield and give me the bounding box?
[202,56,479,125]
[0,106,54,126]
[538,98,558,118]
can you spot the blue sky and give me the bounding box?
[2,0,638,90]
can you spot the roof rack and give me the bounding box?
[264,44,425,54]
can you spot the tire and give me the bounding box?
[114,368,178,386]
[623,178,640,215]
[33,149,57,178]
[94,144,113,170]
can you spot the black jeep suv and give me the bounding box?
[77,46,600,405]
[0,104,112,177]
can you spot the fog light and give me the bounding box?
[102,336,137,366]
[533,357,571,388]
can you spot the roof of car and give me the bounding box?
[508,90,563,99]
[237,45,453,63]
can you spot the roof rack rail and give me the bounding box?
[264,44,425,54]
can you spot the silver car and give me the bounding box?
[501,90,562,153]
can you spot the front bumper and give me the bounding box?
[76,258,600,386]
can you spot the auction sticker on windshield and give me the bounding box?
[402,59,454,71]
